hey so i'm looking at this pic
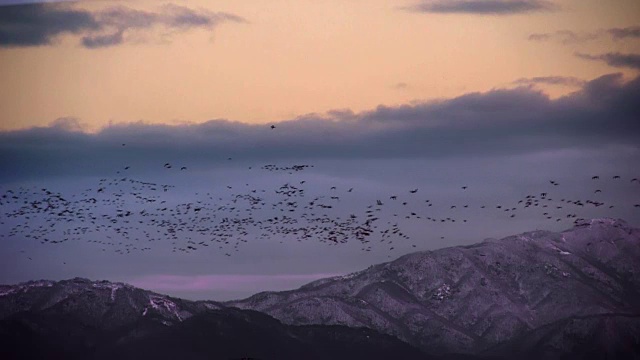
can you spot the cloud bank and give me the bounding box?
[0,73,638,182]
[405,0,557,15]
[0,2,246,48]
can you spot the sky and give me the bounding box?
[0,0,639,301]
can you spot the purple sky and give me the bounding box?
[1,73,639,300]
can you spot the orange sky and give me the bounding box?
[0,0,639,131]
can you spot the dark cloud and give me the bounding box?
[0,3,99,46]
[607,26,640,40]
[575,52,640,70]
[0,1,73,4]
[513,76,586,87]
[0,2,246,48]
[405,0,557,15]
[1,73,638,182]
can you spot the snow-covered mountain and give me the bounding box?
[228,218,640,358]
[1,218,639,359]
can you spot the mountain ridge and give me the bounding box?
[0,278,427,360]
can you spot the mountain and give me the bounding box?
[0,277,223,328]
[228,218,640,359]
[0,278,428,360]
[2,218,639,359]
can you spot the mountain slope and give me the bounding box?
[227,218,640,356]
[481,313,640,360]
[0,278,429,360]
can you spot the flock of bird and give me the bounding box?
[1,126,639,262]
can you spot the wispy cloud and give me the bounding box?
[393,82,409,90]
[575,52,640,70]
[0,2,246,49]
[128,273,341,292]
[404,0,557,15]
[528,30,598,44]
[529,26,640,44]
[513,76,586,87]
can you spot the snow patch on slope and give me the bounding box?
[149,295,185,321]
[92,282,124,301]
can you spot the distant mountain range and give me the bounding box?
[2,218,640,359]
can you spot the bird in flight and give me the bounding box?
[270,125,276,129]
